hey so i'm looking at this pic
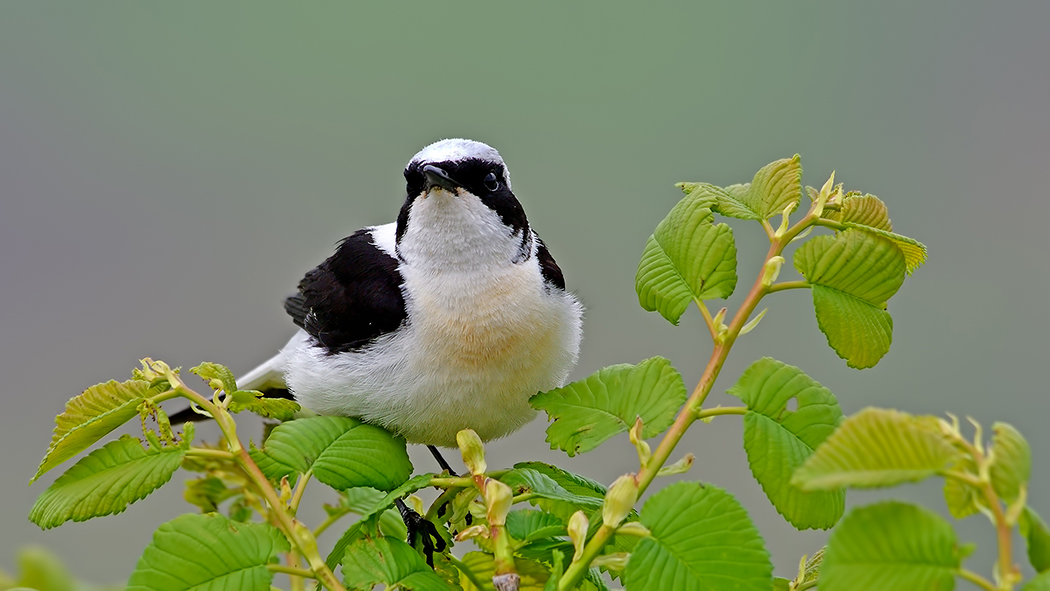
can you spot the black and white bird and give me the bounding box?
[206,139,583,449]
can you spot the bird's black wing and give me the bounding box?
[287,228,407,355]
[535,236,566,290]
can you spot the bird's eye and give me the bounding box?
[483,171,500,192]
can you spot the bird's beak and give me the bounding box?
[422,164,460,194]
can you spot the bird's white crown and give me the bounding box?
[409,138,511,190]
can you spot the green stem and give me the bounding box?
[767,280,810,293]
[958,568,997,591]
[695,406,748,420]
[426,484,468,522]
[268,563,317,580]
[284,553,307,591]
[794,580,819,591]
[695,299,718,341]
[290,470,311,516]
[313,509,348,539]
[429,476,472,488]
[172,379,347,591]
[184,448,235,461]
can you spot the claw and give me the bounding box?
[395,498,445,567]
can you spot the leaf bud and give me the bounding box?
[657,453,694,476]
[457,429,487,476]
[761,256,785,288]
[628,417,651,467]
[568,510,588,562]
[739,308,768,336]
[602,474,639,527]
[616,521,651,538]
[590,552,630,571]
[484,479,513,527]
[454,524,489,542]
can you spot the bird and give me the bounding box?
[175,138,583,456]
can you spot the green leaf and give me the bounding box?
[727,357,845,530]
[126,513,289,591]
[324,474,435,572]
[228,390,300,421]
[250,416,412,491]
[943,452,981,519]
[342,536,452,591]
[512,462,607,499]
[1021,507,1050,573]
[840,222,928,274]
[794,230,907,368]
[821,501,962,591]
[530,357,687,456]
[746,155,802,219]
[500,468,603,522]
[773,577,790,591]
[335,487,409,540]
[30,435,187,529]
[826,194,892,231]
[457,552,550,591]
[190,362,237,392]
[989,422,1031,503]
[793,408,961,490]
[1024,572,1050,591]
[626,482,771,591]
[635,190,737,324]
[506,510,566,543]
[33,379,159,483]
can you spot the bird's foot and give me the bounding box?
[395,498,446,567]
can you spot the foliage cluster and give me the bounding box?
[22,157,1048,591]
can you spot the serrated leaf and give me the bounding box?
[943,453,981,519]
[190,362,237,392]
[989,422,1031,503]
[342,536,452,591]
[506,510,566,543]
[840,222,928,274]
[826,194,892,231]
[677,182,760,220]
[512,462,607,499]
[531,357,687,456]
[635,191,737,324]
[228,390,300,421]
[458,552,550,591]
[1021,507,1050,573]
[126,513,288,591]
[626,482,772,591]
[500,468,603,523]
[746,155,802,219]
[250,416,412,491]
[727,358,845,530]
[794,231,906,368]
[821,501,962,591]
[793,408,961,490]
[33,379,162,483]
[30,435,186,529]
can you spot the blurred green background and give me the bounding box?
[2,2,1047,588]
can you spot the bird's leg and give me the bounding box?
[427,445,457,476]
[395,498,445,567]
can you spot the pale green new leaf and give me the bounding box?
[30,435,187,529]
[635,190,737,324]
[678,181,760,220]
[746,154,802,219]
[1021,507,1050,573]
[530,357,687,456]
[190,362,237,393]
[33,379,160,483]
[500,468,603,523]
[251,416,412,491]
[989,422,1031,503]
[943,452,981,519]
[626,482,772,591]
[458,552,551,591]
[342,537,452,591]
[821,502,962,591]
[841,222,928,274]
[794,231,906,368]
[126,513,289,591]
[228,390,300,421]
[727,358,845,529]
[826,194,892,231]
[793,408,961,490]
